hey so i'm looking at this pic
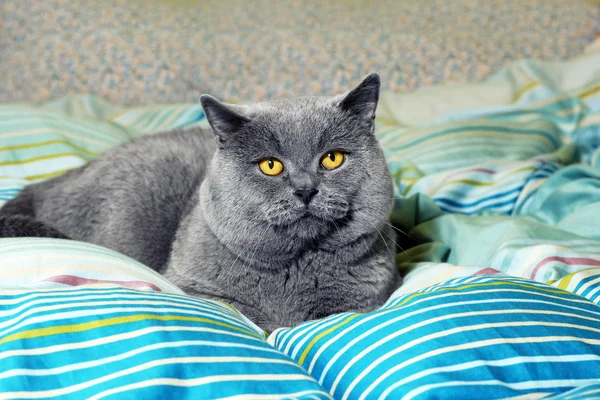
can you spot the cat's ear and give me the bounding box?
[337,73,381,120]
[201,95,251,146]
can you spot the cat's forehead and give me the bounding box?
[246,97,347,143]
[250,96,338,121]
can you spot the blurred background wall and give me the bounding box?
[1,0,599,105]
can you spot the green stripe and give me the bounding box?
[0,153,90,167]
[0,140,100,157]
[24,168,76,182]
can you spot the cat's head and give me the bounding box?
[199,74,393,264]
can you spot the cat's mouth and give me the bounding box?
[277,207,347,230]
[262,198,350,232]
[290,211,320,225]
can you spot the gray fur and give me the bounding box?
[0,74,400,332]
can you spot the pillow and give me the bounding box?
[268,275,600,400]
[0,238,330,399]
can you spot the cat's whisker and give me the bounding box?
[383,221,417,241]
[379,227,409,257]
[375,228,394,259]
[350,214,410,257]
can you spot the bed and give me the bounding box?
[1,41,600,399]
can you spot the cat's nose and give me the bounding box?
[294,188,319,205]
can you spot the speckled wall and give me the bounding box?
[1,0,599,105]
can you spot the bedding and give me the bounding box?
[1,43,600,398]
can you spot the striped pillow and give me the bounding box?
[0,238,330,399]
[268,275,600,400]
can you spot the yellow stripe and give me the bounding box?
[557,273,576,291]
[0,314,260,346]
[295,280,580,362]
[512,82,540,103]
[0,140,100,156]
[375,117,399,127]
[512,81,540,103]
[0,128,115,148]
[402,179,419,196]
[0,152,89,167]
[579,84,600,99]
[24,168,75,181]
[390,281,579,311]
[392,165,422,179]
[442,179,495,187]
[297,314,360,365]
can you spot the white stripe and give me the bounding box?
[0,356,314,400]
[0,325,264,362]
[499,392,552,400]
[312,289,599,380]
[0,287,141,306]
[0,288,246,328]
[288,314,350,358]
[563,388,600,400]
[0,293,241,325]
[216,390,332,400]
[272,312,346,354]
[0,349,295,380]
[379,354,600,398]
[352,328,600,399]
[5,288,243,322]
[402,378,600,400]
[86,374,318,400]
[575,276,600,298]
[335,308,600,399]
[0,285,234,319]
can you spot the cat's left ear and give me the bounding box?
[337,73,381,120]
[201,95,251,147]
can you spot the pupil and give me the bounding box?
[328,153,335,161]
[268,160,274,169]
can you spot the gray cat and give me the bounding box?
[0,74,400,332]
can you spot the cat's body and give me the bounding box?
[2,129,215,270]
[0,74,400,331]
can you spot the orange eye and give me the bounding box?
[258,158,284,176]
[320,151,345,169]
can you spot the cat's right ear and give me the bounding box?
[201,95,251,147]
